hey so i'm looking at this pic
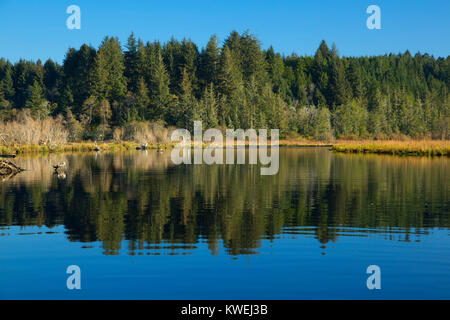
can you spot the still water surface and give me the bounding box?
[0,148,448,299]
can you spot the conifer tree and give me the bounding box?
[62,44,96,114]
[199,83,218,128]
[145,42,171,121]
[266,46,287,96]
[171,68,196,128]
[26,80,49,119]
[92,37,127,102]
[347,60,363,99]
[217,46,244,127]
[124,32,140,93]
[135,76,150,120]
[328,56,348,106]
[0,60,15,103]
[199,35,220,89]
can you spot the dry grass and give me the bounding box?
[332,140,449,156]
[0,141,190,155]
[0,139,333,154]
[1,124,447,157]
[116,121,171,144]
[0,142,140,154]
[278,139,333,147]
[0,116,175,154]
[0,114,68,146]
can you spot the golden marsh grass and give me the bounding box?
[332,140,449,156]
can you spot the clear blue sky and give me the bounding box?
[0,0,449,63]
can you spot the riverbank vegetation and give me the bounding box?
[332,140,449,156]
[0,30,448,149]
[1,137,447,157]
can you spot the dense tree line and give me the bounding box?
[0,31,449,140]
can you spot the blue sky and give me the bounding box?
[0,0,449,63]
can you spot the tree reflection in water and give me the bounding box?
[0,149,448,256]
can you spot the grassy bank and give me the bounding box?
[0,142,146,154]
[332,140,449,156]
[1,140,448,156]
[0,138,335,155]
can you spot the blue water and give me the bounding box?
[0,225,448,299]
[0,149,448,299]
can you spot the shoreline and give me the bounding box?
[0,140,448,157]
[331,140,449,156]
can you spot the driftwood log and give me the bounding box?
[0,160,24,175]
[0,171,19,181]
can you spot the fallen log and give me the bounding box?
[0,171,19,182]
[0,160,24,175]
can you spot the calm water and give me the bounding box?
[0,148,449,299]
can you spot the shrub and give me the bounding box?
[0,110,68,146]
